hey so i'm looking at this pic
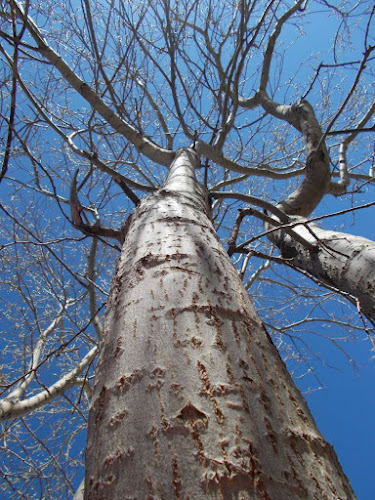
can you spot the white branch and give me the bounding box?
[0,346,98,421]
[5,300,75,402]
[329,99,375,194]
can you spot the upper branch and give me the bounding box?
[259,0,306,92]
[256,92,331,217]
[13,0,175,167]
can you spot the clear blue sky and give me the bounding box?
[307,355,375,500]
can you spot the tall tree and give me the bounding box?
[0,0,374,498]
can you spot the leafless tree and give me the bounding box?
[0,0,374,498]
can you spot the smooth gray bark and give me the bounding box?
[84,149,354,499]
[272,220,375,321]
[257,92,331,217]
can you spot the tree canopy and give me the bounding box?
[0,0,374,498]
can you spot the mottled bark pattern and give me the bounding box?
[276,221,375,321]
[85,150,354,499]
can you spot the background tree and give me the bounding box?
[0,0,374,498]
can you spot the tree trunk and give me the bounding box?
[271,219,375,321]
[84,149,355,499]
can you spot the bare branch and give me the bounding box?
[12,0,175,167]
[0,346,98,421]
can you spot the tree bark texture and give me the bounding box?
[84,150,355,499]
[272,220,375,321]
[257,93,331,217]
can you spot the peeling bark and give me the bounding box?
[84,149,354,499]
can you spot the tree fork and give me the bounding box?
[84,149,354,499]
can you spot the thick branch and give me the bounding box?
[270,219,375,321]
[257,92,331,216]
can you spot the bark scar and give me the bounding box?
[173,401,209,430]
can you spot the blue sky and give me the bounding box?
[1,1,374,498]
[307,353,375,500]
